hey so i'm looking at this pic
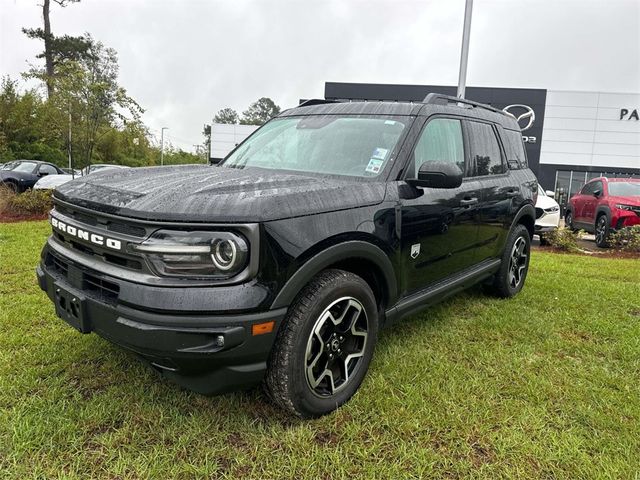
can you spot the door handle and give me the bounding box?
[460,197,478,207]
[505,188,520,197]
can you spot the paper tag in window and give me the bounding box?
[371,147,388,160]
[365,158,384,174]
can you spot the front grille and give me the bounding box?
[83,273,120,304]
[107,221,146,238]
[535,207,544,219]
[50,254,68,276]
[46,252,121,304]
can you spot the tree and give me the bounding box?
[54,37,143,168]
[0,76,66,164]
[241,97,280,125]
[213,108,239,124]
[22,0,87,98]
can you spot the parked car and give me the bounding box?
[82,164,131,175]
[61,168,83,176]
[33,174,75,191]
[0,160,65,192]
[37,94,538,418]
[535,185,560,245]
[565,177,640,247]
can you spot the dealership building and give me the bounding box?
[211,82,639,211]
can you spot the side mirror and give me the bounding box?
[593,189,602,197]
[39,171,49,177]
[545,190,555,198]
[407,161,463,189]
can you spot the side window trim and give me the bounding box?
[403,114,469,180]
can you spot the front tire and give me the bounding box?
[264,269,378,418]
[594,214,610,248]
[485,224,531,298]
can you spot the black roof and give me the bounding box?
[282,96,520,131]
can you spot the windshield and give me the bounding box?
[609,181,640,197]
[7,162,37,173]
[222,115,408,178]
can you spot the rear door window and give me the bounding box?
[466,121,505,176]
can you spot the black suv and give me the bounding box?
[37,94,537,418]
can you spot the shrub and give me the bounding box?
[608,225,640,252]
[543,227,584,252]
[0,186,53,218]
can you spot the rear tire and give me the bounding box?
[565,210,575,231]
[264,269,378,418]
[485,224,530,298]
[594,214,610,248]
[1,181,18,193]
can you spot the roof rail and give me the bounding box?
[298,99,341,107]
[423,93,506,115]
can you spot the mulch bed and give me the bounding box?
[533,244,640,259]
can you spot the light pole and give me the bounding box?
[160,127,168,166]
[457,0,474,99]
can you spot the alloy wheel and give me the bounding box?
[508,237,528,289]
[305,296,369,397]
[595,216,607,245]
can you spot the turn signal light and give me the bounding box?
[252,321,275,336]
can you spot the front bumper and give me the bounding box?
[614,211,640,230]
[535,210,560,235]
[37,251,287,395]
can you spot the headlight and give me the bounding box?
[615,204,634,211]
[131,230,249,279]
[544,205,559,213]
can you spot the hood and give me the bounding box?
[53,165,387,223]
[535,193,559,210]
[609,195,640,206]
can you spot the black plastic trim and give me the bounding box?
[386,258,501,324]
[270,241,398,309]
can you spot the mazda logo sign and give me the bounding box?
[503,104,535,131]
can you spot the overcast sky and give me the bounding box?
[1,0,639,151]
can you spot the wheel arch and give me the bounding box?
[595,205,611,222]
[270,240,398,315]
[510,203,536,240]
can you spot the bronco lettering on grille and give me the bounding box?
[51,216,122,251]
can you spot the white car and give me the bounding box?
[535,185,561,244]
[33,174,75,191]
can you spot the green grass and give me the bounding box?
[1,221,639,479]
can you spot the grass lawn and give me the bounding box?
[1,221,639,479]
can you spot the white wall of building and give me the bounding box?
[540,90,640,169]
[210,123,259,160]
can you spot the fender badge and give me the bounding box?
[410,244,421,259]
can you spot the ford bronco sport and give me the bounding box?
[37,94,537,418]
